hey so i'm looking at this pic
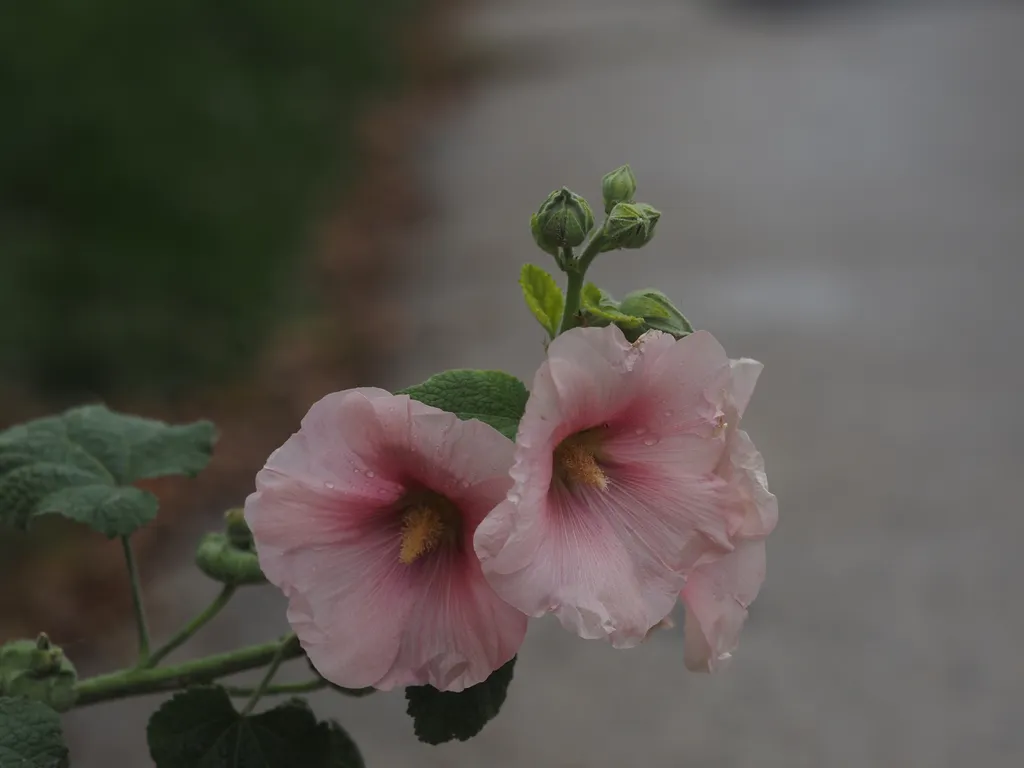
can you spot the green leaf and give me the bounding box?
[405,656,516,745]
[519,264,564,339]
[0,696,69,768]
[399,370,528,440]
[619,289,694,339]
[147,687,362,768]
[0,405,216,537]
[326,722,365,768]
[579,284,643,329]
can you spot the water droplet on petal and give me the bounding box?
[717,651,733,662]
[663,410,673,418]
[507,492,521,504]
[365,470,375,479]
[643,437,658,447]
[634,427,647,436]
[324,482,335,490]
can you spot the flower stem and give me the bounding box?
[558,232,606,335]
[223,678,326,698]
[241,638,291,715]
[120,535,150,664]
[73,634,302,708]
[143,585,237,669]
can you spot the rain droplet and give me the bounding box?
[507,492,521,504]
[643,437,658,447]
[324,482,335,490]
[365,470,375,479]
[634,427,647,436]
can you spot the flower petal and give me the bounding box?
[682,539,766,672]
[246,388,525,691]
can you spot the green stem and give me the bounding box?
[143,585,237,669]
[241,638,291,715]
[559,266,585,335]
[73,634,302,708]
[120,536,150,663]
[223,679,326,698]
[558,233,606,334]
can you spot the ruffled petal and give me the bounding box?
[682,539,766,672]
[246,388,525,691]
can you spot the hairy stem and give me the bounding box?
[73,634,302,708]
[558,232,606,334]
[120,536,150,664]
[143,585,237,669]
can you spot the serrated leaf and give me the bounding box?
[147,687,361,768]
[0,405,216,537]
[519,264,564,339]
[405,656,516,745]
[0,696,69,768]
[619,289,694,339]
[326,722,365,768]
[399,370,528,440]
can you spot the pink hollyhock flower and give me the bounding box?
[244,388,528,692]
[681,382,777,671]
[474,325,775,649]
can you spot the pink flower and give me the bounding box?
[244,388,528,692]
[474,325,774,649]
[681,387,777,671]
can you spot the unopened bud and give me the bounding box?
[601,164,637,213]
[534,187,595,250]
[196,532,266,586]
[0,637,78,711]
[601,202,661,251]
[224,507,254,551]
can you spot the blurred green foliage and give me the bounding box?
[0,0,418,398]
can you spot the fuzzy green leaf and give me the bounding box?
[579,284,643,329]
[0,696,69,768]
[325,722,365,768]
[619,289,694,339]
[405,656,516,745]
[147,687,363,768]
[400,370,528,440]
[519,264,564,338]
[0,405,216,537]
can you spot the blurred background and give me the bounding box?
[4,0,1024,765]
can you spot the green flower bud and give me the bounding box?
[601,202,661,251]
[530,213,558,257]
[534,187,595,250]
[0,636,78,711]
[601,164,637,213]
[224,507,255,551]
[196,532,266,586]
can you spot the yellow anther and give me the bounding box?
[399,504,446,564]
[554,432,608,490]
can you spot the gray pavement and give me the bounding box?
[63,1,1024,765]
